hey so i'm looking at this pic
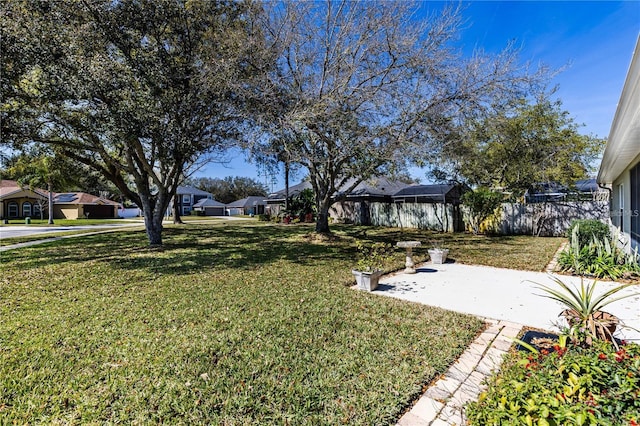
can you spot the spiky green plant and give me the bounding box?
[534,276,638,347]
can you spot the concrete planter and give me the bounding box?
[428,248,449,264]
[352,270,384,291]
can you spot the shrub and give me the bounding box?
[558,225,640,280]
[466,340,640,425]
[461,188,503,235]
[567,219,610,249]
[257,213,271,221]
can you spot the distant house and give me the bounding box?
[0,179,48,219]
[53,192,120,219]
[266,181,313,204]
[392,183,467,204]
[226,196,267,216]
[331,177,410,225]
[192,198,226,216]
[524,179,608,203]
[0,180,120,220]
[597,38,640,253]
[171,186,214,216]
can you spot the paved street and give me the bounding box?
[0,222,144,239]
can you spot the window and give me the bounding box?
[33,203,41,218]
[8,202,18,218]
[618,184,624,233]
[631,163,639,252]
[182,206,191,215]
[182,194,191,205]
[22,202,32,217]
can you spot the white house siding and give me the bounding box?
[610,154,640,252]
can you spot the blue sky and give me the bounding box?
[193,0,640,191]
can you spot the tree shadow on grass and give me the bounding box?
[2,224,354,276]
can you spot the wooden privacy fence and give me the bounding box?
[332,200,609,236]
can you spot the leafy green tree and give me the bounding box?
[433,97,604,196]
[185,176,267,204]
[1,0,264,246]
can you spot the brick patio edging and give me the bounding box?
[397,320,523,426]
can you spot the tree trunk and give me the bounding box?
[284,161,290,212]
[139,196,164,247]
[172,200,183,224]
[315,199,331,234]
[47,182,54,225]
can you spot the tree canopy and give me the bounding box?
[185,176,267,204]
[1,0,264,245]
[431,96,605,196]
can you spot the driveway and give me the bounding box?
[374,262,640,343]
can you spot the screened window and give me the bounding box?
[8,202,18,218]
[618,184,624,232]
[22,202,32,217]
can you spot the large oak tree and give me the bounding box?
[1,0,263,245]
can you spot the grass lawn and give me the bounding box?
[0,223,563,424]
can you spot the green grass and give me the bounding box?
[341,226,564,271]
[0,223,486,425]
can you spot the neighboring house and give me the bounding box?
[524,179,608,203]
[226,196,267,216]
[171,186,214,216]
[0,179,48,219]
[192,198,226,216]
[266,181,313,205]
[597,37,640,253]
[53,192,120,219]
[331,177,411,225]
[392,183,467,204]
[0,180,120,220]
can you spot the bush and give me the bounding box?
[257,213,271,221]
[466,340,640,425]
[567,220,610,249]
[558,225,640,280]
[461,188,503,235]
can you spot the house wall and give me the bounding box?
[1,196,47,219]
[54,205,81,219]
[611,153,640,252]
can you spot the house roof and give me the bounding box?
[193,198,226,208]
[392,184,458,199]
[527,179,606,196]
[267,181,313,201]
[53,192,120,206]
[598,37,640,183]
[0,179,48,199]
[337,177,410,199]
[268,177,411,202]
[176,186,213,197]
[227,196,267,208]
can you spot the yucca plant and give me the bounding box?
[534,276,638,348]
